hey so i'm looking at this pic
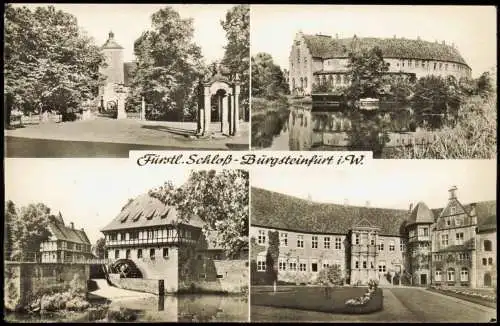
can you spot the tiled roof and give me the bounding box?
[251,187,408,236]
[408,202,435,226]
[101,193,204,232]
[123,62,137,87]
[48,216,91,245]
[102,32,124,50]
[477,214,496,232]
[302,34,468,66]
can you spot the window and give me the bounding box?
[137,249,143,258]
[355,260,359,269]
[423,228,429,236]
[312,263,318,272]
[355,234,360,245]
[434,62,437,70]
[299,263,307,272]
[147,230,154,239]
[279,258,287,271]
[484,240,492,251]
[400,243,404,252]
[323,263,330,269]
[336,75,341,84]
[362,261,367,269]
[257,230,266,244]
[297,235,304,248]
[312,236,318,249]
[289,260,297,271]
[450,206,456,215]
[150,248,155,260]
[114,250,120,259]
[280,232,288,247]
[447,269,455,282]
[389,240,395,251]
[459,253,469,260]
[324,236,330,249]
[488,258,493,265]
[378,241,384,251]
[125,249,130,259]
[257,256,266,271]
[304,77,308,89]
[483,258,488,265]
[446,218,451,226]
[335,237,342,249]
[435,270,442,282]
[460,268,469,282]
[441,234,448,246]
[163,248,168,258]
[455,233,464,245]
[378,262,386,272]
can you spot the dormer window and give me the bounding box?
[450,206,456,215]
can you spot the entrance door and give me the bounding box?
[420,274,427,285]
[484,273,492,287]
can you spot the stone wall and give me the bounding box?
[108,276,164,295]
[4,262,89,311]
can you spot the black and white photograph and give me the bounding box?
[250,5,496,159]
[4,4,250,157]
[4,160,249,322]
[250,160,496,322]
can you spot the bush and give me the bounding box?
[106,307,139,322]
[341,288,383,314]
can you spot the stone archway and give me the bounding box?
[197,66,240,136]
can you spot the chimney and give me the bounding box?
[448,186,458,200]
[108,31,114,40]
[70,222,74,229]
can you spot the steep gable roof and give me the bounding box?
[47,219,91,245]
[302,34,468,66]
[101,193,204,232]
[408,202,434,225]
[251,187,408,236]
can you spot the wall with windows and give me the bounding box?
[476,231,496,288]
[250,226,346,284]
[288,33,313,95]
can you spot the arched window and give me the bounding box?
[447,268,455,282]
[304,77,308,89]
[484,240,492,251]
[460,268,469,282]
[435,270,442,282]
[300,77,304,88]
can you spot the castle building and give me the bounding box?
[250,186,496,288]
[101,192,248,293]
[98,31,136,111]
[289,32,472,95]
[40,213,93,263]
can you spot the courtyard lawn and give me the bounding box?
[251,286,383,314]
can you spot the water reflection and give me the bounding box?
[265,104,433,152]
[110,294,248,322]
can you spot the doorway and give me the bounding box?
[420,274,427,285]
[484,273,492,287]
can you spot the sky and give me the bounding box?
[4,159,195,245]
[251,159,497,211]
[251,5,497,78]
[14,3,235,65]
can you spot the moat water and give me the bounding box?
[6,294,249,323]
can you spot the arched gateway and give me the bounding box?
[197,65,240,136]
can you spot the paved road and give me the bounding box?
[251,287,497,322]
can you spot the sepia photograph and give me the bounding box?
[4,4,250,157]
[250,5,497,159]
[4,160,249,322]
[249,160,497,322]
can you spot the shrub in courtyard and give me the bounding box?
[106,307,139,322]
[342,288,383,314]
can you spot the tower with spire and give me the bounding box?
[99,31,126,111]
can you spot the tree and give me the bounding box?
[252,53,289,99]
[94,238,106,259]
[4,200,18,260]
[412,75,463,120]
[221,5,250,120]
[10,203,52,261]
[346,46,390,100]
[4,5,105,123]
[266,231,279,289]
[129,6,205,122]
[150,170,249,258]
[317,264,344,297]
[476,71,493,98]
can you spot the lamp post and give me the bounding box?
[114,83,127,119]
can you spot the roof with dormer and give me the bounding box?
[300,34,469,66]
[102,31,124,50]
[101,193,204,232]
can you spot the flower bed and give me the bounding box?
[427,286,496,309]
